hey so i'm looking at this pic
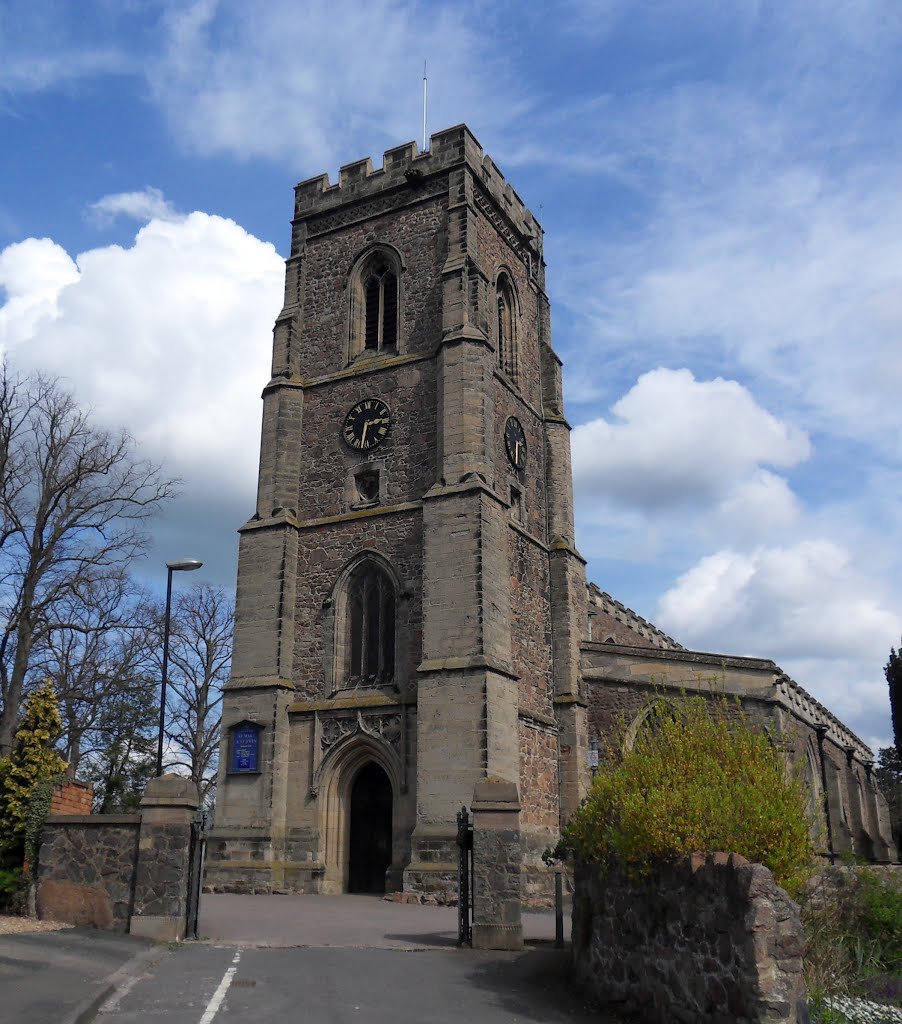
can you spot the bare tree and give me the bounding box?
[0,364,175,754]
[161,584,232,801]
[36,574,158,774]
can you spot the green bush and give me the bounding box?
[0,681,68,869]
[801,867,902,1008]
[562,694,815,895]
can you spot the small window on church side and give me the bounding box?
[345,562,395,686]
[496,273,518,382]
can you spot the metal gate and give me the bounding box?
[456,806,473,945]
[185,809,209,940]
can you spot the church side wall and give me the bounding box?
[583,650,896,863]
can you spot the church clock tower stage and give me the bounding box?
[207,125,589,897]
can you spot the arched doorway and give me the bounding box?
[347,762,393,893]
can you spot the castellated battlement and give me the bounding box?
[294,124,542,247]
[775,674,872,761]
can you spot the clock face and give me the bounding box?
[342,399,391,452]
[504,416,527,470]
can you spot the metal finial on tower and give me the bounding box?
[422,60,428,151]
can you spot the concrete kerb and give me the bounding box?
[60,944,170,1024]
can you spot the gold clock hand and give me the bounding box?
[360,421,369,446]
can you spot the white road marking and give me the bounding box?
[198,949,242,1024]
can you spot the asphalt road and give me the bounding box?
[0,927,154,1024]
[92,943,610,1024]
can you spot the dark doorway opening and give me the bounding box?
[348,762,393,893]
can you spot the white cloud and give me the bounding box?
[0,238,80,347]
[655,540,900,746]
[147,0,529,169]
[656,541,893,659]
[89,188,179,226]
[572,368,810,508]
[0,212,284,512]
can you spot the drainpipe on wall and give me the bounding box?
[815,723,836,865]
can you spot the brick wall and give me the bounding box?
[49,778,93,816]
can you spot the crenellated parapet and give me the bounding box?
[587,582,685,651]
[293,125,543,270]
[774,674,873,762]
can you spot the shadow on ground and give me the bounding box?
[382,931,459,947]
[462,946,628,1023]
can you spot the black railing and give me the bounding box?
[456,806,473,945]
[185,809,209,940]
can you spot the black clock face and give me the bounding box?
[504,416,527,470]
[342,399,391,452]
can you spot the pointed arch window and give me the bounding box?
[363,265,398,351]
[345,561,396,685]
[349,248,402,363]
[496,272,518,382]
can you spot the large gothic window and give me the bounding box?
[345,562,396,685]
[496,272,518,382]
[349,248,402,363]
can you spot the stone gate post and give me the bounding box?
[471,778,523,950]
[129,775,199,942]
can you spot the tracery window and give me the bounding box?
[345,562,395,685]
[496,272,518,382]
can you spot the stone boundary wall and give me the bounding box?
[37,815,140,930]
[35,775,199,940]
[572,854,807,1024]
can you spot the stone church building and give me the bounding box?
[206,125,895,897]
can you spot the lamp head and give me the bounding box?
[166,559,203,572]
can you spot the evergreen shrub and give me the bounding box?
[0,680,68,869]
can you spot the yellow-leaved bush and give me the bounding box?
[563,695,815,896]
[0,680,68,866]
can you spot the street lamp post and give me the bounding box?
[156,559,203,777]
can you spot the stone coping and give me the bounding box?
[44,814,140,826]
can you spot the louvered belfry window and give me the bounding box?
[496,273,517,381]
[347,563,395,685]
[363,265,398,352]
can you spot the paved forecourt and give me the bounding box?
[198,892,569,948]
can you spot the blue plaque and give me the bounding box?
[230,722,261,773]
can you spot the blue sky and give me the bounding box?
[2,0,901,752]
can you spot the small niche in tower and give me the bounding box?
[354,468,380,507]
[510,485,523,523]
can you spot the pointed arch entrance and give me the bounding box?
[348,762,393,893]
[317,732,402,895]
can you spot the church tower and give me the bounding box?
[207,126,590,897]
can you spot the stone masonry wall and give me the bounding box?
[36,816,140,930]
[36,775,199,939]
[572,854,807,1024]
